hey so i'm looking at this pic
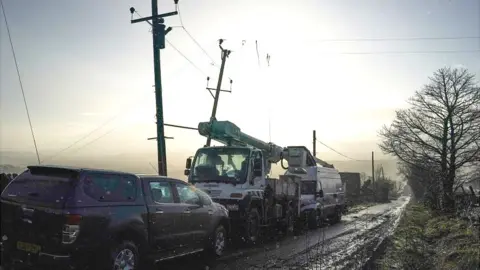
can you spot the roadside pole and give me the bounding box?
[313,130,317,157]
[205,40,231,146]
[372,151,376,201]
[130,1,178,176]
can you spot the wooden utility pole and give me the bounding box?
[130,1,178,176]
[371,151,375,184]
[205,40,231,146]
[372,151,376,201]
[313,130,317,156]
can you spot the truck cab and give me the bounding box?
[185,146,267,211]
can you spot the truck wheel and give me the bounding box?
[245,208,260,244]
[280,207,295,236]
[330,208,342,224]
[110,240,139,270]
[205,224,227,258]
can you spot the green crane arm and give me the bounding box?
[198,120,284,163]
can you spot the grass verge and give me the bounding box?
[374,202,480,270]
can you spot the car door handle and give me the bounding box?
[155,208,164,214]
[207,209,213,215]
[183,209,191,214]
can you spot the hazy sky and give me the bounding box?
[1,0,479,168]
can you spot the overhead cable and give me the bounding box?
[316,139,363,161]
[1,0,41,164]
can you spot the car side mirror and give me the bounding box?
[316,190,324,198]
[185,157,192,169]
[184,169,190,176]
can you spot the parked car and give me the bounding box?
[0,165,230,269]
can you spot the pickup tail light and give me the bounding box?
[62,214,81,244]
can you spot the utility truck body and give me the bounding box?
[185,120,345,242]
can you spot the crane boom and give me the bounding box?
[198,120,284,163]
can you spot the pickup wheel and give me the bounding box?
[205,224,227,258]
[110,240,139,270]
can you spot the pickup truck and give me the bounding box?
[0,165,230,269]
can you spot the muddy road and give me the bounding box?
[158,196,410,270]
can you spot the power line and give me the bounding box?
[67,127,118,156]
[335,49,480,55]
[244,36,480,44]
[41,113,121,163]
[166,39,208,76]
[308,36,480,43]
[42,92,153,163]
[316,139,362,161]
[177,4,218,67]
[1,0,41,165]
[133,9,209,77]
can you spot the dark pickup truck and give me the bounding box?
[0,165,230,269]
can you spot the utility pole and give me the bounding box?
[130,1,178,176]
[371,151,375,184]
[313,130,317,157]
[205,40,231,146]
[372,151,376,201]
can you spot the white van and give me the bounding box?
[296,166,345,229]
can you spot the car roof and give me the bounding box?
[25,165,189,184]
[136,174,188,184]
[27,165,136,177]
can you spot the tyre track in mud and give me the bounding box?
[155,197,410,270]
[276,197,410,270]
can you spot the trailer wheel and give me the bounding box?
[245,208,260,244]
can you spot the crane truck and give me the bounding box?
[184,120,345,243]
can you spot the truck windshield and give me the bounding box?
[190,147,250,184]
[301,181,316,195]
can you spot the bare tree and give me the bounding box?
[379,67,480,212]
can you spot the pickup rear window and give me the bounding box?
[1,167,77,205]
[83,173,137,202]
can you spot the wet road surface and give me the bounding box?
[157,196,410,270]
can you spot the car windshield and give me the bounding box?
[301,181,317,195]
[190,147,251,184]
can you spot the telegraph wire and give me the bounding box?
[41,93,152,163]
[243,36,480,44]
[335,49,480,55]
[316,139,363,161]
[67,127,118,156]
[308,36,480,43]
[176,4,218,67]
[1,0,41,165]
[133,9,210,77]
[44,54,195,163]
[165,39,208,77]
[41,114,120,163]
